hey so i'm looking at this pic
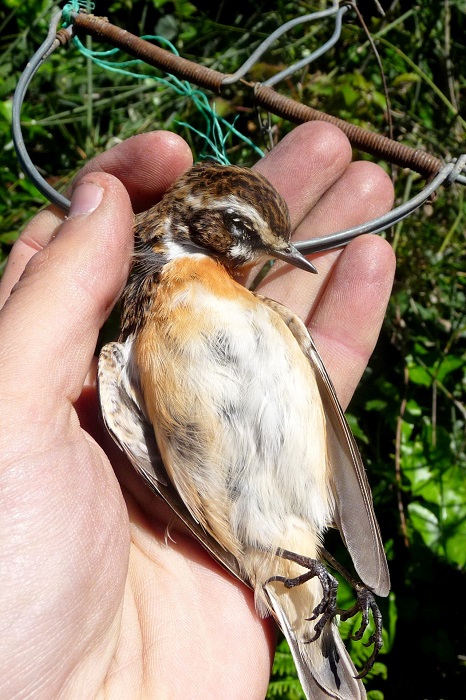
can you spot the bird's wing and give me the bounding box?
[257,296,390,597]
[97,340,244,584]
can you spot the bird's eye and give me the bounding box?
[223,211,255,239]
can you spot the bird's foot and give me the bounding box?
[320,547,384,677]
[264,548,339,642]
[338,582,384,678]
[264,546,384,678]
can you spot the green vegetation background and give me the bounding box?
[1,1,465,698]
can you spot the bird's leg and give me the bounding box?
[320,547,384,678]
[264,546,384,677]
[264,547,339,640]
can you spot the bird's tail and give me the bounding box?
[264,582,365,700]
[246,537,366,700]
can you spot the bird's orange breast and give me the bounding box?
[139,255,259,342]
[132,253,261,443]
[158,255,254,302]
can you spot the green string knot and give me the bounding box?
[62,1,95,28]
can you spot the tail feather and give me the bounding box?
[242,531,366,700]
[265,583,366,700]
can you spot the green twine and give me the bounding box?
[62,2,95,27]
[64,20,263,164]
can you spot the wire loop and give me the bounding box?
[222,1,343,86]
[12,10,72,212]
[11,5,466,255]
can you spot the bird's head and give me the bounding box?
[136,162,316,274]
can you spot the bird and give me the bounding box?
[97,161,390,700]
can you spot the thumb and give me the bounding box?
[0,173,133,408]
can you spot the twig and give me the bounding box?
[395,364,410,548]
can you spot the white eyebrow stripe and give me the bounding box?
[184,193,267,230]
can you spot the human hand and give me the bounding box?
[0,123,394,698]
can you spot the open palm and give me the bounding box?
[0,124,394,698]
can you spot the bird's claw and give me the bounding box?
[265,548,383,676]
[338,583,384,678]
[264,549,339,643]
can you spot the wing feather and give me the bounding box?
[97,340,244,584]
[257,296,390,597]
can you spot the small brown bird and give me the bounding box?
[98,162,390,700]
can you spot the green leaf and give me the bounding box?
[435,355,464,382]
[392,72,421,85]
[346,412,369,443]
[367,691,385,700]
[405,399,422,417]
[340,84,360,108]
[408,502,441,550]
[445,527,466,568]
[372,91,388,110]
[0,100,13,124]
[364,399,388,412]
[408,364,432,386]
[0,231,18,244]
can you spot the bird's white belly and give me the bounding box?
[137,279,333,552]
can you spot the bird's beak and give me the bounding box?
[272,244,317,274]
